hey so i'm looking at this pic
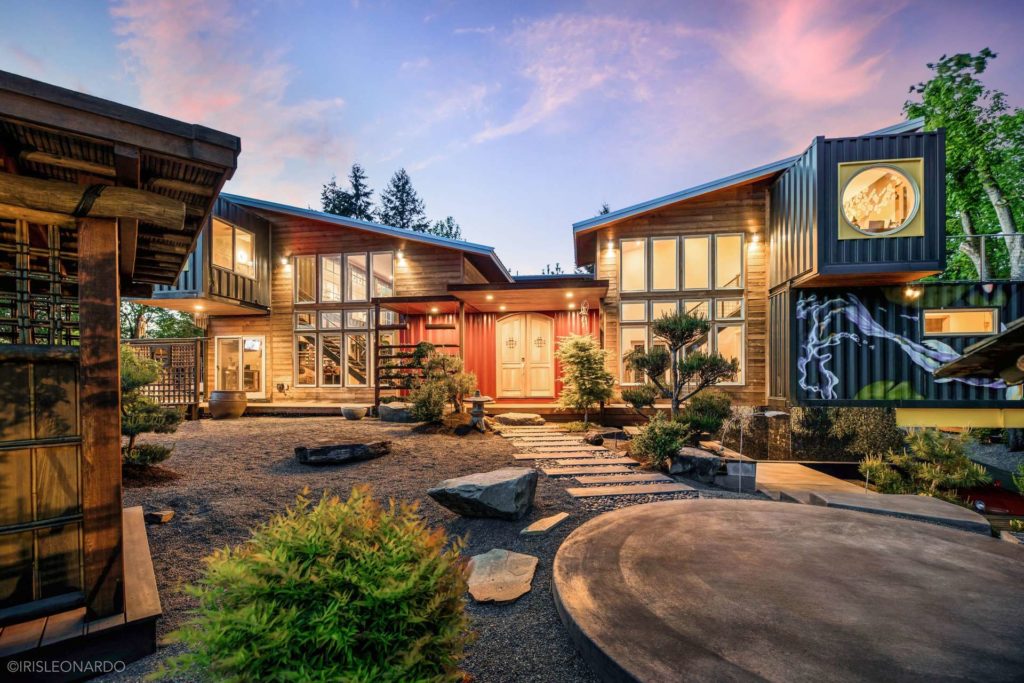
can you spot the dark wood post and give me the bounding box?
[78,217,124,619]
[373,302,381,410]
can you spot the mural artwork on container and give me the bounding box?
[795,284,1024,404]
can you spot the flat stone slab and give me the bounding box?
[574,473,674,485]
[512,437,585,444]
[527,445,608,453]
[555,457,637,466]
[521,512,570,536]
[513,452,602,461]
[467,549,538,602]
[427,468,537,520]
[295,440,391,466]
[493,412,545,426]
[809,491,992,534]
[542,465,635,476]
[566,483,694,498]
[377,402,415,423]
[553,500,1024,682]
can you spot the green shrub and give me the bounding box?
[678,391,731,442]
[120,347,183,464]
[123,443,173,466]
[164,487,472,682]
[1013,462,1024,494]
[409,379,449,423]
[556,334,614,422]
[562,421,590,433]
[858,430,990,503]
[631,413,691,467]
[620,384,659,410]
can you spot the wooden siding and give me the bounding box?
[205,216,478,402]
[769,141,817,288]
[595,182,769,406]
[463,257,488,284]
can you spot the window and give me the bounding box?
[715,235,743,289]
[842,165,919,236]
[212,218,256,278]
[651,238,678,290]
[320,335,343,386]
[319,311,342,329]
[345,309,369,329]
[371,252,395,297]
[620,326,648,385]
[683,237,710,290]
[346,253,368,302]
[346,334,369,387]
[294,255,316,304]
[715,298,744,320]
[683,299,710,319]
[715,324,744,384]
[651,301,678,320]
[295,334,317,387]
[378,309,400,326]
[924,309,997,336]
[620,239,647,292]
[295,312,316,329]
[320,255,342,303]
[621,301,647,322]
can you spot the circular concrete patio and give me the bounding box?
[553,499,1024,682]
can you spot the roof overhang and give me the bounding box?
[448,276,607,313]
[935,316,1024,384]
[0,70,240,287]
[220,193,513,283]
[371,294,463,315]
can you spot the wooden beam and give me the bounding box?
[18,150,116,177]
[119,218,138,281]
[0,171,186,230]
[78,217,124,619]
[147,178,215,198]
[0,202,74,227]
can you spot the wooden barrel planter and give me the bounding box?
[209,390,247,419]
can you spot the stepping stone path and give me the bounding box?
[497,420,698,502]
[467,549,538,602]
[521,512,570,536]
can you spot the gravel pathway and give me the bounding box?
[966,441,1024,474]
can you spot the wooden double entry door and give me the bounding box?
[497,313,555,398]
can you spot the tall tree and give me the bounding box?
[905,49,1024,280]
[378,168,430,231]
[321,164,376,221]
[120,301,201,339]
[320,175,352,216]
[429,216,463,240]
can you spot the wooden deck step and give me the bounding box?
[542,465,635,476]
[513,452,605,461]
[555,457,637,466]
[574,473,673,485]
[566,483,695,498]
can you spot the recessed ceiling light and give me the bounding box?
[499,305,507,311]
[566,292,574,298]
[568,303,576,309]
[194,304,204,311]
[486,294,494,301]
[430,306,439,314]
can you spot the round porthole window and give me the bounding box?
[840,164,920,237]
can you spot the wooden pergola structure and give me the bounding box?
[0,70,238,669]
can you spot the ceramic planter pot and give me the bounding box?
[342,406,368,420]
[209,390,247,419]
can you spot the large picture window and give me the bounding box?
[651,238,678,291]
[620,239,647,292]
[620,326,648,385]
[294,255,316,304]
[714,235,743,289]
[295,334,317,387]
[320,255,343,303]
[347,253,368,302]
[371,252,395,297]
[683,237,710,290]
[346,334,369,387]
[715,324,744,384]
[320,335,343,386]
[293,308,377,388]
[212,218,256,278]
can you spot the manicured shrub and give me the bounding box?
[122,443,173,466]
[555,334,614,422]
[562,421,590,433]
[830,408,904,459]
[164,487,472,682]
[620,384,659,410]
[678,391,731,442]
[410,379,449,423]
[121,346,183,464]
[631,413,691,467]
[859,430,990,503]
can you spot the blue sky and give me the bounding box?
[2,0,1024,273]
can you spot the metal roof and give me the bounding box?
[220,193,513,282]
[571,118,927,235]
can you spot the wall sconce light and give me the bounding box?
[605,238,615,255]
[904,286,923,300]
[397,249,406,265]
[430,306,439,314]
[485,294,494,301]
[565,292,574,299]
[750,233,761,244]
[499,304,507,311]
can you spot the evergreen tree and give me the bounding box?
[599,202,610,215]
[321,164,376,221]
[541,263,564,275]
[320,175,352,216]
[378,169,430,231]
[428,216,463,240]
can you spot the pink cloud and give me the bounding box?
[110,0,347,202]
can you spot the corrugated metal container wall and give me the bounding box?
[210,197,273,307]
[792,283,1024,407]
[769,141,817,288]
[768,289,790,400]
[818,131,946,276]
[154,238,203,294]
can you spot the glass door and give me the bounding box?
[215,336,265,398]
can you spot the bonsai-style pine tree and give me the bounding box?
[624,310,738,418]
[378,168,430,232]
[121,347,183,465]
[555,333,614,424]
[859,430,990,503]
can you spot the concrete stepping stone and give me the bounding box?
[566,483,695,498]
[513,452,604,461]
[808,491,991,534]
[513,437,585,443]
[555,457,637,466]
[574,473,673,485]
[467,549,538,602]
[542,465,634,476]
[521,512,570,536]
[531,445,608,453]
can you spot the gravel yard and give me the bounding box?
[105,416,609,683]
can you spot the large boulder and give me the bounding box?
[467,549,538,602]
[427,467,538,520]
[378,402,415,423]
[493,412,545,426]
[295,440,391,466]
[665,447,721,483]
